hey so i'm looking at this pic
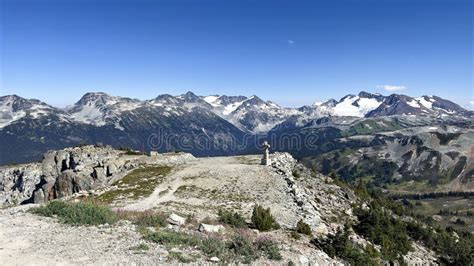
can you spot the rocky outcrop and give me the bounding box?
[0,164,42,205]
[0,145,195,206]
[270,152,355,235]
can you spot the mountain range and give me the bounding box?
[1,90,471,133]
[1,90,472,192]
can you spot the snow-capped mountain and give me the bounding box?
[305,92,385,118]
[203,94,299,132]
[0,90,472,165]
[65,91,299,133]
[0,95,68,128]
[1,91,471,133]
[67,92,142,128]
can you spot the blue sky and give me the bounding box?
[1,0,472,108]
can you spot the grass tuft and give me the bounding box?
[30,200,117,226]
[116,210,167,228]
[97,166,171,203]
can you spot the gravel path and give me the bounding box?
[0,205,167,265]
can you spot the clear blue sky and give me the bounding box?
[1,0,472,108]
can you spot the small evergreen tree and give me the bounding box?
[296,219,312,236]
[251,205,279,231]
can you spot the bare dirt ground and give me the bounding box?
[122,156,302,227]
[0,205,167,265]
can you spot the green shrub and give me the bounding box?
[255,237,282,260]
[296,219,312,236]
[134,213,167,227]
[290,231,301,240]
[227,235,259,264]
[312,225,378,265]
[292,170,301,179]
[129,243,150,251]
[218,209,248,228]
[143,229,201,248]
[200,237,228,258]
[353,201,412,261]
[251,205,279,231]
[30,200,117,226]
[168,251,194,263]
[406,221,473,265]
[31,200,69,217]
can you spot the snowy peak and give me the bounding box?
[309,93,384,118]
[365,94,469,117]
[68,92,142,126]
[306,92,470,119]
[202,95,248,116]
[357,91,385,101]
[418,95,467,114]
[73,92,140,109]
[0,95,59,128]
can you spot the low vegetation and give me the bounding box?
[359,187,473,264]
[141,228,282,263]
[97,166,171,203]
[251,205,280,231]
[353,202,412,262]
[118,147,145,156]
[143,229,201,248]
[116,210,167,228]
[168,251,195,263]
[30,200,118,226]
[296,219,312,236]
[129,243,150,251]
[218,209,248,228]
[312,225,379,265]
[311,179,474,265]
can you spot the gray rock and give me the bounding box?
[209,256,220,262]
[198,223,224,233]
[167,213,186,226]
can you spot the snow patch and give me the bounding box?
[407,100,421,108]
[223,100,246,115]
[203,96,219,106]
[417,97,433,109]
[70,103,106,126]
[331,96,381,117]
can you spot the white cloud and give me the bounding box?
[377,85,407,91]
[287,40,295,45]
